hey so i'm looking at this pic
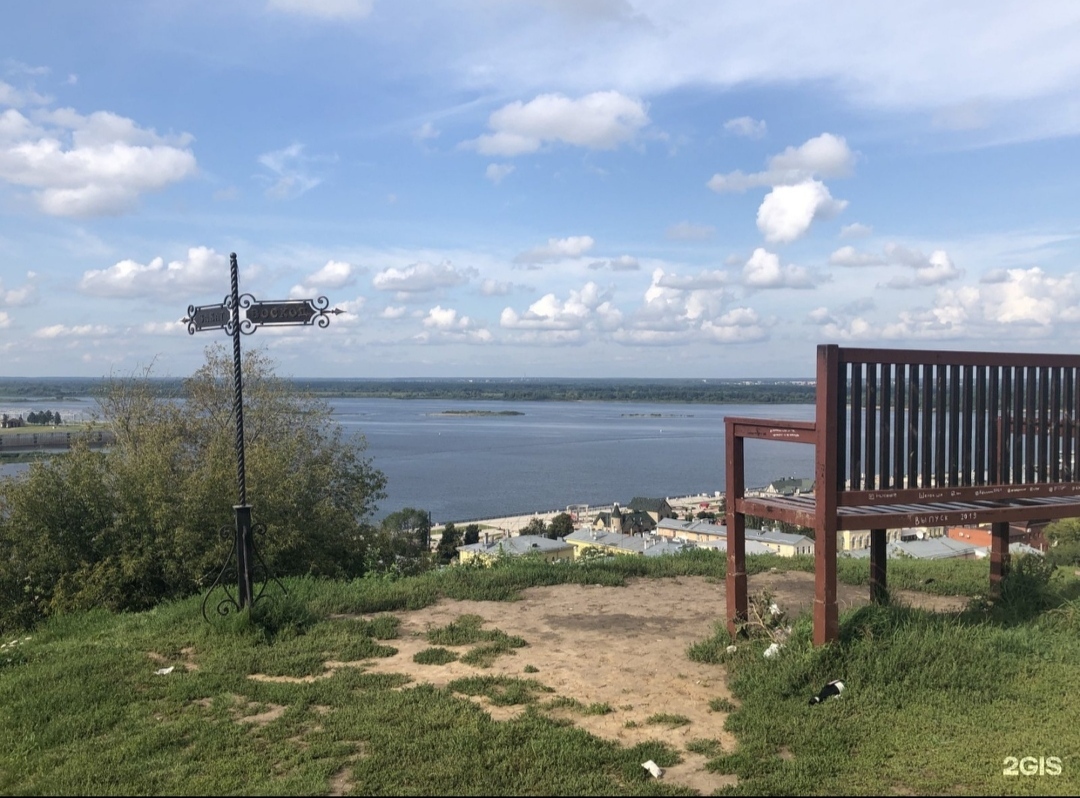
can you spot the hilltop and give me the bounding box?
[2,552,1077,795]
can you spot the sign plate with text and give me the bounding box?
[245,300,318,326]
[186,303,231,332]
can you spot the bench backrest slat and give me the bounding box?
[826,346,1080,493]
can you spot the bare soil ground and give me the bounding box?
[254,570,969,795]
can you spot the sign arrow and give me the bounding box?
[185,303,231,332]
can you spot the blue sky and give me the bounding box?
[2,0,1079,379]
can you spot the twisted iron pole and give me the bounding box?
[229,253,254,609]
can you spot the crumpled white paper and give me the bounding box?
[642,760,663,778]
[763,642,783,659]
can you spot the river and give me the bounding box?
[1,397,816,524]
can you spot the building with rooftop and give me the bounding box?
[592,504,656,535]
[654,518,814,556]
[627,497,675,523]
[456,534,574,565]
[842,536,977,560]
[564,528,688,559]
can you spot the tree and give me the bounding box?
[1044,518,1080,566]
[547,513,574,539]
[374,507,434,575]
[463,524,481,545]
[521,517,547,537]
[436,522,461,563]
[0,345,388,632]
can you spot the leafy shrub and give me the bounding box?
[0,347,388,633]
[413,647,459,665]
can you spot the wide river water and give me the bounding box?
[1,397,816,524]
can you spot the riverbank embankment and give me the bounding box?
[431,491,724,540]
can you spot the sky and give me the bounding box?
[2,0,1080,380]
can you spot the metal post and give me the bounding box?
[185,252,342,622]
[228,253,254,609]
[225,255,254,613]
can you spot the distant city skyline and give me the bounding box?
[2,1,1079,379]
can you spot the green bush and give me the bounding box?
[0,347,388,633]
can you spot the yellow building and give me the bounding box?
[456,534,574,565]
[837,526,946,551]
[564,528,687,559]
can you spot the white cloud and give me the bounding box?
[257,143,323,200]
[33,323,111,339]
[829,245,885,267]
[0,80,50,108]
[485,163,515,184]
[741,247,817,289]
[514,235,595,264]
[414,121,440,141]
[0,311,9,329]
[78,246,230,299]
[442,5,1080,143]
[0,106,196,217]
[418,305,492,343]
[724,116,767,139]
[930,267,1080,330]
[756,180,847,244]
[588,255,639,271]
[708,133,854,193]
[881,244,961,288]
[806,266,1080,344]
[0,272,38,306]
[700,307,768,343]
[138,321,187,336]
[466,91,649,156]
[371,260,474,296]
[631,267,730,337]
[289,260,359,298]
[480,278,514,296]
[665,221,715,240]
[808,307,878,342]
[500,282,621,337]
[652,269,728,292]
[381,305,407,319]
[840,222,873,239]
[267,0,374,20]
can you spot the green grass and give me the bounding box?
[685,738,723,757]
[2,551,1079,794]
[688,564,1080,795]
[709,697,737,713]
[422,613,528,668]
[646,713,691,728]
[413,646,459,665]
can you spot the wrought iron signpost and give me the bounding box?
[183,252,342,620]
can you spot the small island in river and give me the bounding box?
[434,410,525,417]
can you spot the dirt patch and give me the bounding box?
[146,646,200,673]
[327,744,366,797]
[233,699,287,727]
[250,570,967,794]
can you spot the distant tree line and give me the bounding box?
[25,411,62,425]
[1,377,817,405]
[291,379,816,405]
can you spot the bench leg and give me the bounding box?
[989,521,1010,599]
[869,528,887,604]
[813,522,838,645]
[725,425,747,637]
[725,508,748,637]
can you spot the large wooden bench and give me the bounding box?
[725,344,1080,645]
